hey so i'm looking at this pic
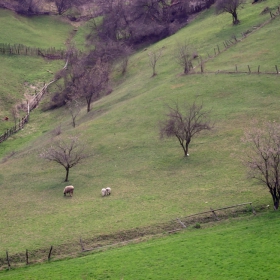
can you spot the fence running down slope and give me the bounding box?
[0,59,68,144]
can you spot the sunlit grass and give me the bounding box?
[0,211,279,279]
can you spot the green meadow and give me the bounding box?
[0,0,280,277]
[0,211,279,279]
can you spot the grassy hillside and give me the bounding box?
[0,211,279,279]
[0,9,74,130]
[0,9,72,47]
[0,0,280,271]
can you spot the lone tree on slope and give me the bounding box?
[160,101,214,157]
[174,41,196,75]
[148,48,163,77]
[216,0,246,25]
[40,136,90,182]
[242,121,280,210]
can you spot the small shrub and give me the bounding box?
[260,7,270,15]
[52,124,62,137]
[193,223,201,229]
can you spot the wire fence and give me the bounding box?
[193,5,280,73]
[0,43,66,59]
[0,202,256,270]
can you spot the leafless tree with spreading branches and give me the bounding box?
[148,48,163,77]
[160,101,214,157]
[216,0,246,25]
[65,99,83,128]
[40,136,90,182]
[242,121,280,210]
[74,60,110,112]
[174,42,195,74]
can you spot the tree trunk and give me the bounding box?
[273,195,279,210]
[232,10,240,25]
[65,167,70,182]
[87,101,91,112]
[184,64,188,74]
[270,187,279,210]
[184,138,191,156]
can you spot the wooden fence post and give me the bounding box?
[200,57,204,73]
[27,100,30,115]
[80,238,85,251]
[275,65,279,74]
[258,65,260,74]
[48,246,53,261]
[210,208,220,221]
[177,218,186,228]
[247,65,251,73]
[6,251,11,270]
[250,203,256,215]
[235,65,238,72]
[26,249,29,265]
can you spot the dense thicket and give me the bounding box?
[93,0,216,47]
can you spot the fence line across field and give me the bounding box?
[0,201,256,270]
[0,43,66,59]
[0,59,68,144]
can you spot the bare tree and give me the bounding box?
[51,0,76,15]
[242,121,280,210]
[216,0,246,25]
[66,99,82,127]
[120,45,132,76]
[148,48,163,77]
[50,45,111,112]
[174,42,195,74]
[40,136,90,182]
[160,101,213,157]
[74,60,110,112]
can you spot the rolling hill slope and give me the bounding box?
[0,0,279,270]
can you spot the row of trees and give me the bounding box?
[0,1,251,26]
[41,100,214,181]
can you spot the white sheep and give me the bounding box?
[101,188,107,197]
[105,187,111,196]
[63,185,74,197]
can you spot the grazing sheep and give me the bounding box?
[63,185,74,197]
[105,187,111,196]
[101,188,107,197]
